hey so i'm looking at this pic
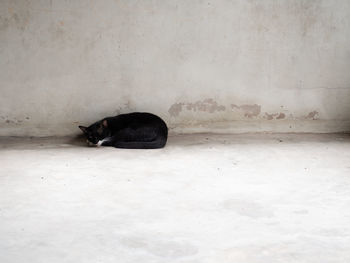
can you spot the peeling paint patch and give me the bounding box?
[114,101,132,115]
[0,10,30,32]
[1,116,30,125]
[231,104,261,118]
[276,113,286,119]
[169,99,225,117]
[264,112,287,120]
[306,111,319,120]
[168,103,184,117]
[186,99,226,113]
[264,112,279,120]
[169,100,319,123]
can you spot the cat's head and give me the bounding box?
[79,120,109,146]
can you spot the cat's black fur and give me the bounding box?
[79,112,168,149]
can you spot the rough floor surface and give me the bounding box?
[1,134,350,263]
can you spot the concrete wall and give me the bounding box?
[1,0,350,136]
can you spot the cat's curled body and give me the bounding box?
[79,112,168,149]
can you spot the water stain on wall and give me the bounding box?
[264,112,278,120]
[305,111,319,120]
[169,100,320,122]
[264,111,319,120]
[231,104,261,118]
[114,101,132,115]
[169,99,225,117]
[0,8,30,32]
[276,113,286,119]
[1,116,30,125]
[168,103,184,117]
[264,112,287,120]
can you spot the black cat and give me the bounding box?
[79,112,168,149]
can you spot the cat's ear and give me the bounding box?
[79,126,87,133]
[102,120,108,128]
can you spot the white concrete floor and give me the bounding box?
[1,134,350,263]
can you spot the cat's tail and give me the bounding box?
[114,137,167,149]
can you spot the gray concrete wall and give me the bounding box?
[1,0,350,136]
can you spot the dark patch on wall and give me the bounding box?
[0,8,30,32]
[264,112,290,120]
[263,110,319,121]
[231,104,261,118]
[114,101,132,115]
[305,111,319,120]
[276,113,286,119]
[264,112,289,120]
[169,100,320,123]
[169,99,225,117]
[168,103,184,117]
[1,116,30,125]
[264,112,279,120]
